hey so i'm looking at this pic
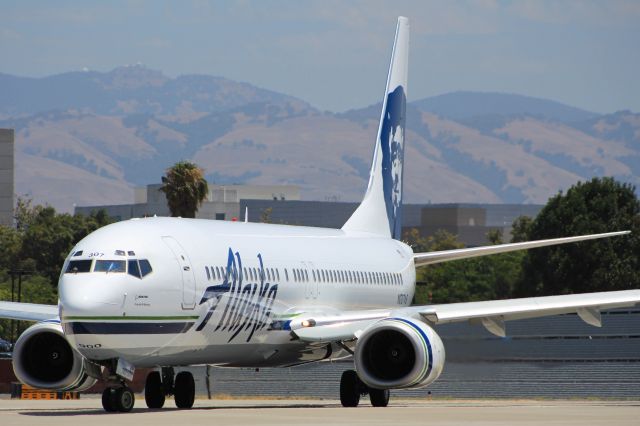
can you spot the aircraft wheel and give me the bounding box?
[369,388,390,407]
[174,371,195,409]
[145,371,166,409]
[340,370,360,407]
[101,387,117,412]
[114,386,135,412]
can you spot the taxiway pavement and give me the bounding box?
[1,397,639,425]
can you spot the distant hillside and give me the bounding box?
[1,67,638,213]
[412,91,599,123]
[0,65,309,118]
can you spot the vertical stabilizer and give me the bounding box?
[342,17,408,239]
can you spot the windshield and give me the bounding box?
[65,259,93,273]
[94,260,126,273]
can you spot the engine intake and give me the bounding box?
[354,317,445,389]
[13,322,97,391]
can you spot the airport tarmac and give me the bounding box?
[1,397,640,426]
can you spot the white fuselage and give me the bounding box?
[58,217,416,368]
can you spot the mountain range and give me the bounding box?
[1,65,638,213]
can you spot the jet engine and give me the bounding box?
[354,316,445,389]
[12,322,97,391]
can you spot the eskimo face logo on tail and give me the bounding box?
[196,248,278,343]
[380,85,406,240]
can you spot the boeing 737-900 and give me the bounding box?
[0,17,638,412]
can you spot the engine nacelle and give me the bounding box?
[12,322,97,391]
[354,316,445,389]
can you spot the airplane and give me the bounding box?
[0,16,638,413]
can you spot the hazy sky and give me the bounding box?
[2,0,639,113]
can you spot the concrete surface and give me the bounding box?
[1,397,639,426]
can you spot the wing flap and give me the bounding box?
[0,301,59,322]
[416,289,640,336]
[413,231,629,267]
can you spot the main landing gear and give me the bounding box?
[102,386,135,412]
[340,370,390,408]
[144,367,195,409]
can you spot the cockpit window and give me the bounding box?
[94,260,126,273]
[66,259,92,273]
[73,250,83,257]
[126,259,153,279]
[139,259,153,277]
[128,259,141,278]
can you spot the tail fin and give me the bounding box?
[342,16,409,239]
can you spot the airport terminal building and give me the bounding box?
[76,182,543,246]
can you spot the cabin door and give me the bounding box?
[162,236,196,310]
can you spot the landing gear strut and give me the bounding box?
[339,369,390,408]
[144,367,195,410]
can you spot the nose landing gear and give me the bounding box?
[144,367,195,410]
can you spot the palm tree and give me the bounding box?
[159,161,209,218]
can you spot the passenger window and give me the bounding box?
[205,266,211,280]
[276,269,280,281]
[128,260,141,279]
[139,259,153,277]
[94,260,126,273]
[285,269,289,281]
[66,259,92,273]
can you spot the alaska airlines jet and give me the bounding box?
[1,17,638,412]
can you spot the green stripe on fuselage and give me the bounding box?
[62,315,200,321]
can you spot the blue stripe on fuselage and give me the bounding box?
[66,322,194,335]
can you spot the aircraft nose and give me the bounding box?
[58,275,124,318]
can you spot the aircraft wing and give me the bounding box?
[0,301,59,322]
[290,289,640,341]
[413,230,630,266]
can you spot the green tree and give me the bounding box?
[515,177,640,297]
[0,273,57,341]
[159,161,209,218]
[260,207,273,224]
[412,229,522,304]
[510,215,534,243]
[0,199,114,288]
[486,228,504,245]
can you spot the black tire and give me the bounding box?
[145,371,166,409]
[340,370,360,407]
[369,388,390,407]
[115,387,135,412]
[101,388,116,412]
[174,371,195,409]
